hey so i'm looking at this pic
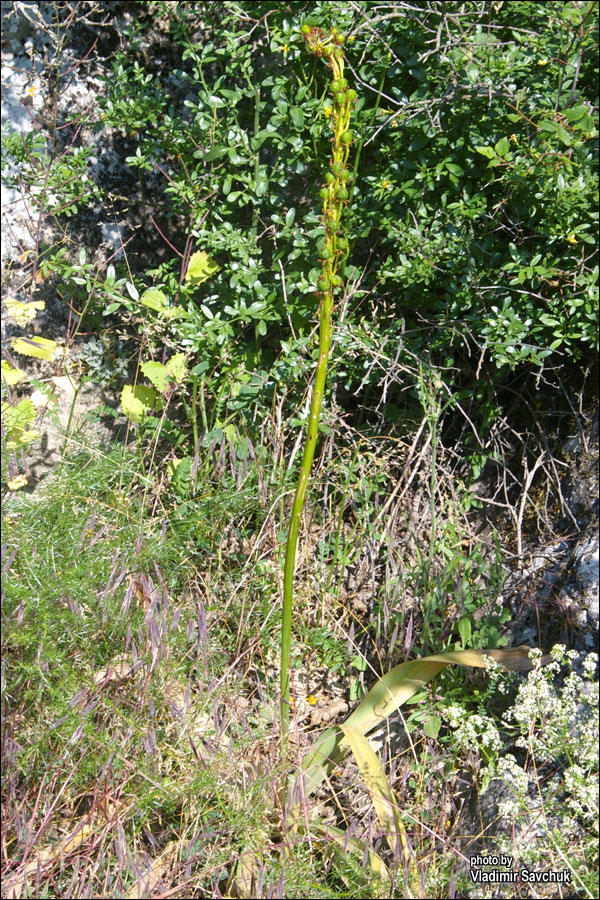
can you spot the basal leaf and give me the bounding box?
[344,646,544,738]
[297,646,547,808]
[339,724,410,864]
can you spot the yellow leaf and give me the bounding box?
[298,646,547,804]
[139,287,183,318]
[140,361,170,393]
[2,397,36,431]
[4,298,45,327]
[1,360,26,385]
[140,287,168,312]
[141,354,188,394]
[343,646,546,738]
[7,475,29,491]
[185,250,220,285]
[120,384,159,424]
[11,336,68,362]
[166,352,188,384]
[18,429,39,445]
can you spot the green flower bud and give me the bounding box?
[335,186,349,200]
[340,169,352,181]
[330,274,342,287]
[325,172,335,184]
[336,236,349,251]
[318,276,331,291]
[319,187,329,200]
[342,131,353,144]
[347,89,357,102]
[331,161,343,175]
[321,247,333,260]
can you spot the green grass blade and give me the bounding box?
[311,821,391,897]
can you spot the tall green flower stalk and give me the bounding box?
[280,25,357,740]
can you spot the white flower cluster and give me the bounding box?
[504,646,599,769]
[440,645,597,868]
[491,646,599,854]
[494,754,530,819]
[442,705,503,755]
[564,764,600,826]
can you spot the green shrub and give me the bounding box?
[86,1,598,464]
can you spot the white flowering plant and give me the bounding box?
[440,646,598,895]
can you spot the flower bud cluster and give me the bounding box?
[302,25,357,300]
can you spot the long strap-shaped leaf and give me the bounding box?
[297,645,549,802]
[340,725,410,862]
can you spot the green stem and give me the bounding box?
[182,390,198,450]
[281,275,334,737]
[252,85,263,363]
[252,86,261,242]
[280,26,356,742]
[198,378,208,433]
[61,377,81,458]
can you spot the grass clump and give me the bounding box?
[3,436,598,898]
[2,446,282,896]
